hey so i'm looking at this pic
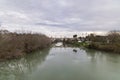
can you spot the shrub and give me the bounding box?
[0,30,51,60]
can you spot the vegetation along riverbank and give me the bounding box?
[0,30,51,60]
[86,31,120,53]
[63,31,120,53]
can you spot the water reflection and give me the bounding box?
[83,47,120,62]
[83,47,120,68]
[0,48,50,80]
[1,46,120,80]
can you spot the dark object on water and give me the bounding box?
[73,49,77,53]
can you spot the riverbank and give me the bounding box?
[66,42,88,47]
[63,30,120,53]
[0,30,51,60]
[87,42,120,53]
[65,41,120,53]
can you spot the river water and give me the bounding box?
[0,45,120,80]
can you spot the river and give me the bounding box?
[0,44,120,80]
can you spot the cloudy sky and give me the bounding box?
[0,0,120,37]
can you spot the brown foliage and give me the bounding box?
[87,31,120,53]
[0,30,51,60]
[107,30,120,43]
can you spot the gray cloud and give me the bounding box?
[0,0,120,37]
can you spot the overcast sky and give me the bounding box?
[0,0,120,37]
